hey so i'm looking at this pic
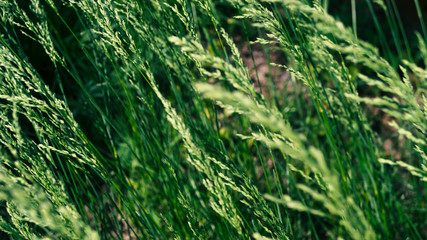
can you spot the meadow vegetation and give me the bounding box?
[0,0,426,239]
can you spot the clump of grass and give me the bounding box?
[0,0,426,239]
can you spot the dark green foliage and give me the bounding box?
[0,0,425,239]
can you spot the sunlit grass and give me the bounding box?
[0,0,426,239]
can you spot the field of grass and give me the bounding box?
[0,0,426,239]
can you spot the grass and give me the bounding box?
[0,0,426,239]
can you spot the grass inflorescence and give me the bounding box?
[0,0,426,239]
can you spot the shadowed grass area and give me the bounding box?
[0,0,426,239]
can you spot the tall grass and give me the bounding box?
[0,0,425,239]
